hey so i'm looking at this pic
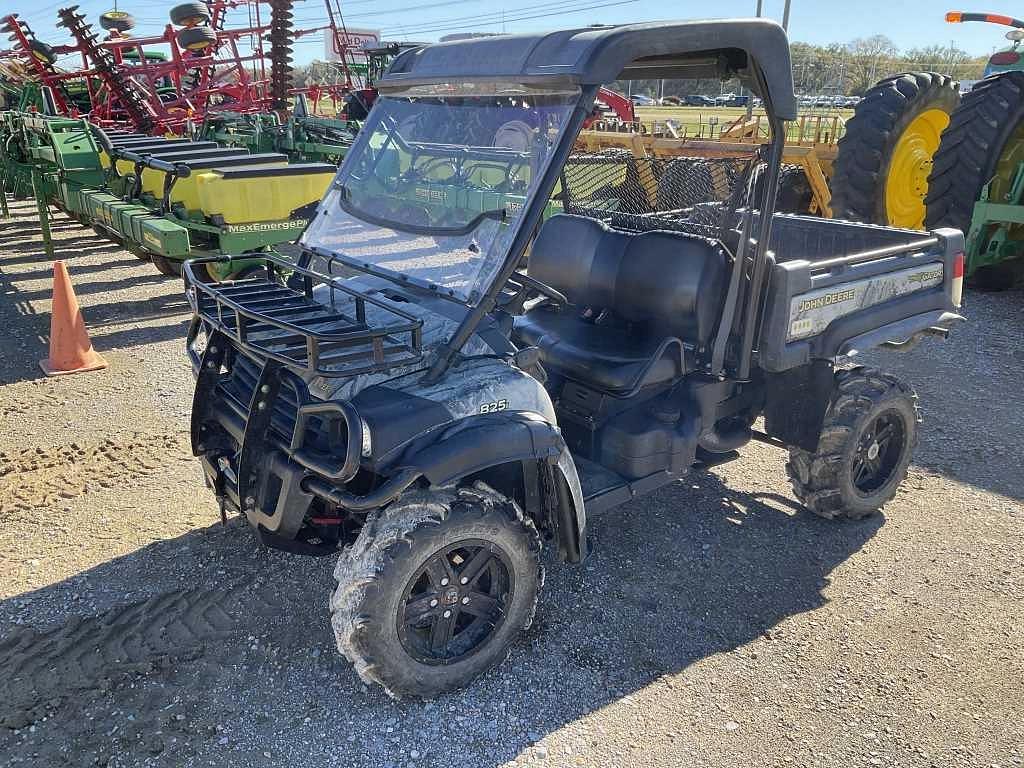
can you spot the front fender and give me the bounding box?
[407,411,563,485]
[402,411,587,563]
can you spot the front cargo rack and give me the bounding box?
[184,253,424,377]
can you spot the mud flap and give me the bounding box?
[552,446,588,563]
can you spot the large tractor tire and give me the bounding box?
[832,72,959,229]
[753,164,814,214]
[926,72,1024,237]
[657,158,715,211]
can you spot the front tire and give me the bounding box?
[330,485,543,699]
[786,367,919,520]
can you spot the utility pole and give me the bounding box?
[747,0,763,120]
[782,0,792,31]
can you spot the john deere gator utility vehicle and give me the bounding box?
[183,19,964,698]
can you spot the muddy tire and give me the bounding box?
[786,367,919,520]
[330,484,542,699]
[832,72,959,228]
[926,72,1024,237]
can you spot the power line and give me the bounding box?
[380,0,638,37]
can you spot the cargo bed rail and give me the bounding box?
[184,253,424,378]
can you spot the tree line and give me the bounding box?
[287,34,993,99]
[618,35,991,98]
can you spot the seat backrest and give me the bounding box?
[529,214,728,345]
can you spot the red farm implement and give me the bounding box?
[1,0,363,133]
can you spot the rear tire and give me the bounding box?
[926,72,1024,237]
[971,261,1023,292]
[832,72,959,228]
[786,367,919,520]
[330,485,542,699]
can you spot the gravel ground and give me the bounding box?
[1,198,1022,768]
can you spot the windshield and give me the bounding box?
[301,82,581,304]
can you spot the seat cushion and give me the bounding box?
[528,214,728,346]
[515,308,687,393]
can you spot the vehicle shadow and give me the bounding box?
[0,471,879,766]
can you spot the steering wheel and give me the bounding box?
[503,271,567,313]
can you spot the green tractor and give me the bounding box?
[926,11,1024,288]
[832,10,1024,289]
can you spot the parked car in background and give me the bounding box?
[630,94,655,105]
[684,94,716,106]
[659,95,681,105]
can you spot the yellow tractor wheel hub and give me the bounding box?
[885,108,949,229]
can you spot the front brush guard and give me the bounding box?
[190,330,364,535]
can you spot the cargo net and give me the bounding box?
[557,150,765,240]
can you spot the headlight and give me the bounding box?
[360,418,372,457]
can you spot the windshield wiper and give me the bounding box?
[337,185,507,237]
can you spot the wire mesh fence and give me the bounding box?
[557,150,766,238]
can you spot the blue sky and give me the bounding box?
[6,0,1014,65]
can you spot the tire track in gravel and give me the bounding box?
[0,432,189,517]
[0,581,281,729]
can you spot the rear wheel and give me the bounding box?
[832,72,959,228]
[330,485,542,699]
[786,367,919,520]
[28,40,56,65]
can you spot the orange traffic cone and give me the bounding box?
[39,261,108,376]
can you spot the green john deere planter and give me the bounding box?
[0,110,336,280]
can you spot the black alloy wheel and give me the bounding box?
[851,410,905,496]
[398,540,513,664]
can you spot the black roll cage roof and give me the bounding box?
[377,19,797,121]
[364,19,795,383]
